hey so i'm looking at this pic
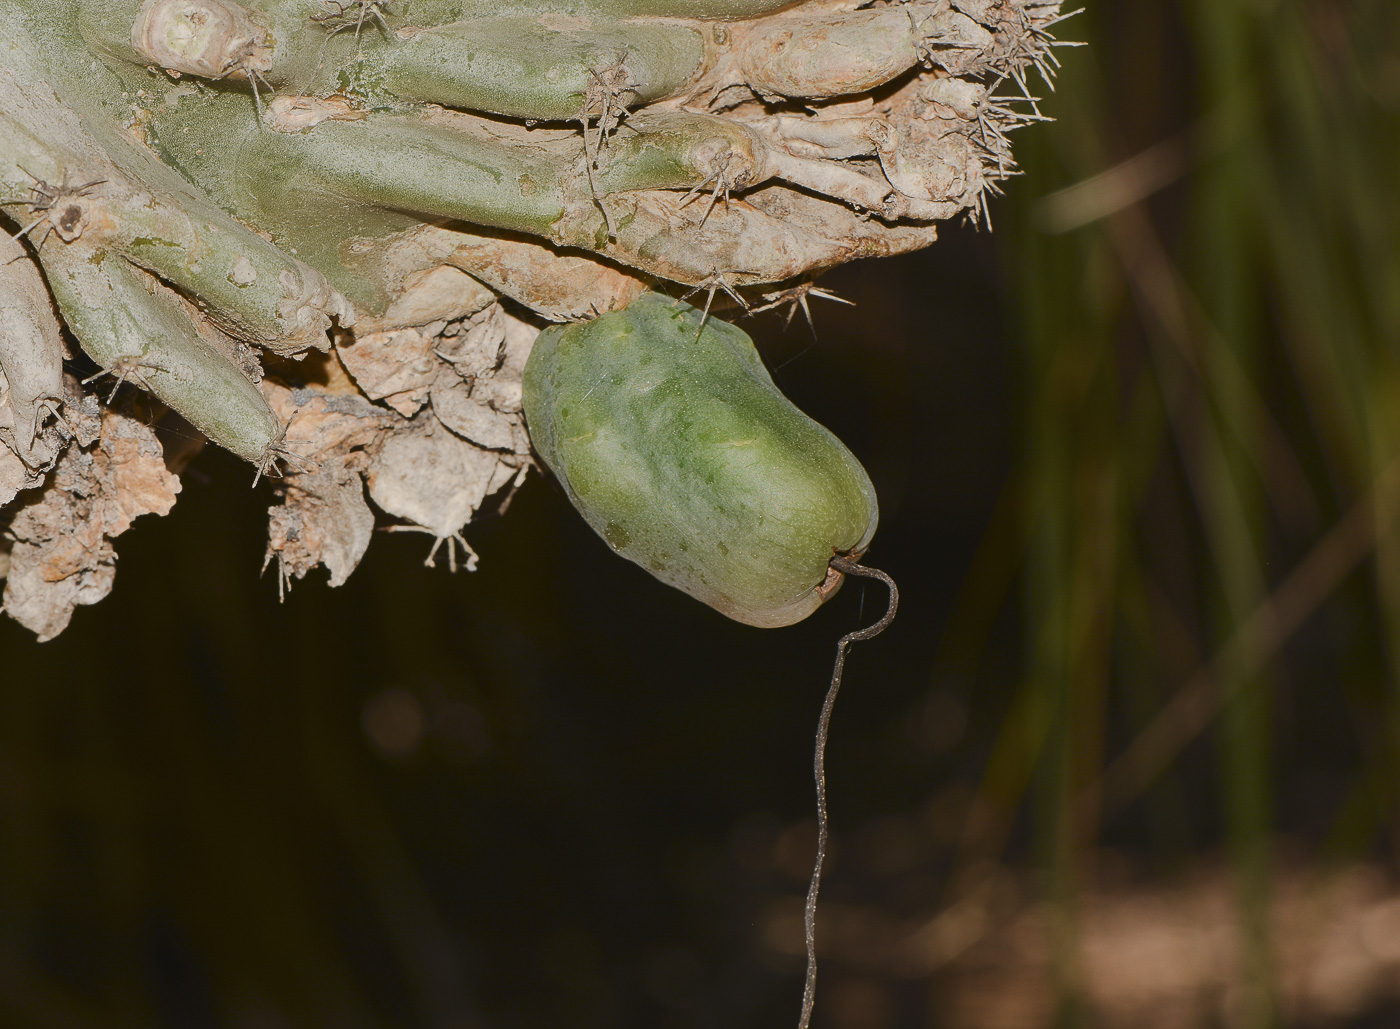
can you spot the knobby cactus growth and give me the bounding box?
[0,0,1070,639]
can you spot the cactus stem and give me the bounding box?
[366,19,702,122]
[46,248,285,466]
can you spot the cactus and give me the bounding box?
[0,0,1069,637]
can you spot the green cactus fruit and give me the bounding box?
[522,293,877,628]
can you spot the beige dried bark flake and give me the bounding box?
[428,302,537,450]
[365,415,505,572]
[335,326,438,416]
[2,404,179,641]
[262,381,389,591]
[266,465,375,591]
[430,367,518,452]
[261,304,536,587]
[3,295,540,633]
[441,232,649,322]
[0,444,42,510]
[433,304,508,381]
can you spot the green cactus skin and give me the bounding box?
[50,0,1052,305]
[522,293,877,628]
[367,19,706,121]
[44,247,283,467]
[0,8,350,352]
[0,7,355,468]
[2,0,1062,339]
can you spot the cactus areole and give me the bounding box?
[524,295,877,627]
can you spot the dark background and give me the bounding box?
[5,1,1400,1026]
[2,224,1008,1029]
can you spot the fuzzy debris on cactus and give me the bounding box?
[0,0,1073,639]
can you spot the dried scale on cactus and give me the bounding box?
[0,0,1072,639]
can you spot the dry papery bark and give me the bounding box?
[1,296,534,639]
[0,0,1072,638]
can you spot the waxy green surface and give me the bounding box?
[523,294,877,627]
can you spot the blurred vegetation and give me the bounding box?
[4,0,1400,1027]
[999,0,1400,1024]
